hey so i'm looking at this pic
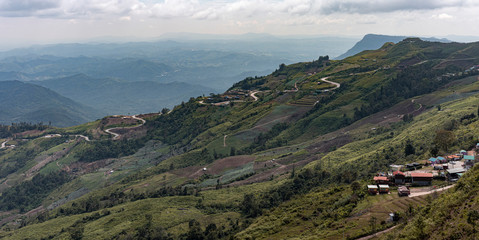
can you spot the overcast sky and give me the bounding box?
[0,0,478,49]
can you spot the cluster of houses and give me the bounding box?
[368,148,477,196]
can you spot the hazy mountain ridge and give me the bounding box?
[0,81,103,127]
[34,74,216,115]
[335,33,451,59]
[0,38,479,239]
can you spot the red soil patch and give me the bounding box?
[174,155,255,179]
[102,116,140,128]
[112,125,148,140]
[14,130,45,138]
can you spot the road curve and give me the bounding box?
[75,135,91,142]
[319,77,340,90]
[250,91,259,101]
[104,115,146,140]
[1,139,8,149]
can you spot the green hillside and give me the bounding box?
[0,81,104,127]
[0,38,479,239]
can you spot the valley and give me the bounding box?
[0,38,478,239]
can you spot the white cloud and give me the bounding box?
[317,0,467,14]
[0,0,472,20]
[432,13,453,19]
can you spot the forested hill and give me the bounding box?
[0,38,479,239]
[0,81,104,127]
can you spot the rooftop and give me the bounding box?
[374,176,388,181]
[464,155,475,160]
[447,168,466,174]
[409,172,433,178]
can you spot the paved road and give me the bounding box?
[74,135,90,142]
[0,140,7,149]
[105,115,146,140]
[319,77,341,90]
[250,91,259,101]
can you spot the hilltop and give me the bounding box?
[0,38,478,239]
[0,81,104,127]
[335,34,450,60]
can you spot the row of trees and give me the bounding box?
[0,122,49,138]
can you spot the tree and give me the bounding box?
[404,139,416,156]
[161,108,170,115]
[68,223,84,240]
[350,181,361,193]
[434,130,456,152]
[240,194,261,217]
[186,219,203,240]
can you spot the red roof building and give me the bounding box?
[374,176,389,184]
[409,172,433,186]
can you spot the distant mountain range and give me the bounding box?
[0,81,103,127]
[335,34,451,59]
[34,74,215,115]
[0,33,461,127]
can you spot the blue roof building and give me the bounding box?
[464,155,475,161]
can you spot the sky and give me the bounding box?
[0,0,478,49]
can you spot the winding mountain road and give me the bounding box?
[319,77,340,90]
[0,139,8,149]
[74,135,91,142]
[250,91,260,101]
[105,115,146,140]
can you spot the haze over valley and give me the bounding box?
[1,0,479,239]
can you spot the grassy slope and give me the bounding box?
[4,80,479,240]
[1,39,479,239]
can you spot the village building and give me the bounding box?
[436,156,446,163]
[409,172,433,186]
[378,185,390,194]
[447,168,466,181]
[393,171,406,185]
[373,176,389,184]
[460,150,467,156]
[368,185,378,195]
[447,155,460,161]
[389,164,404,171]
[434,165,444,170]
[406,163,415,170]
[463,155,475,161]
